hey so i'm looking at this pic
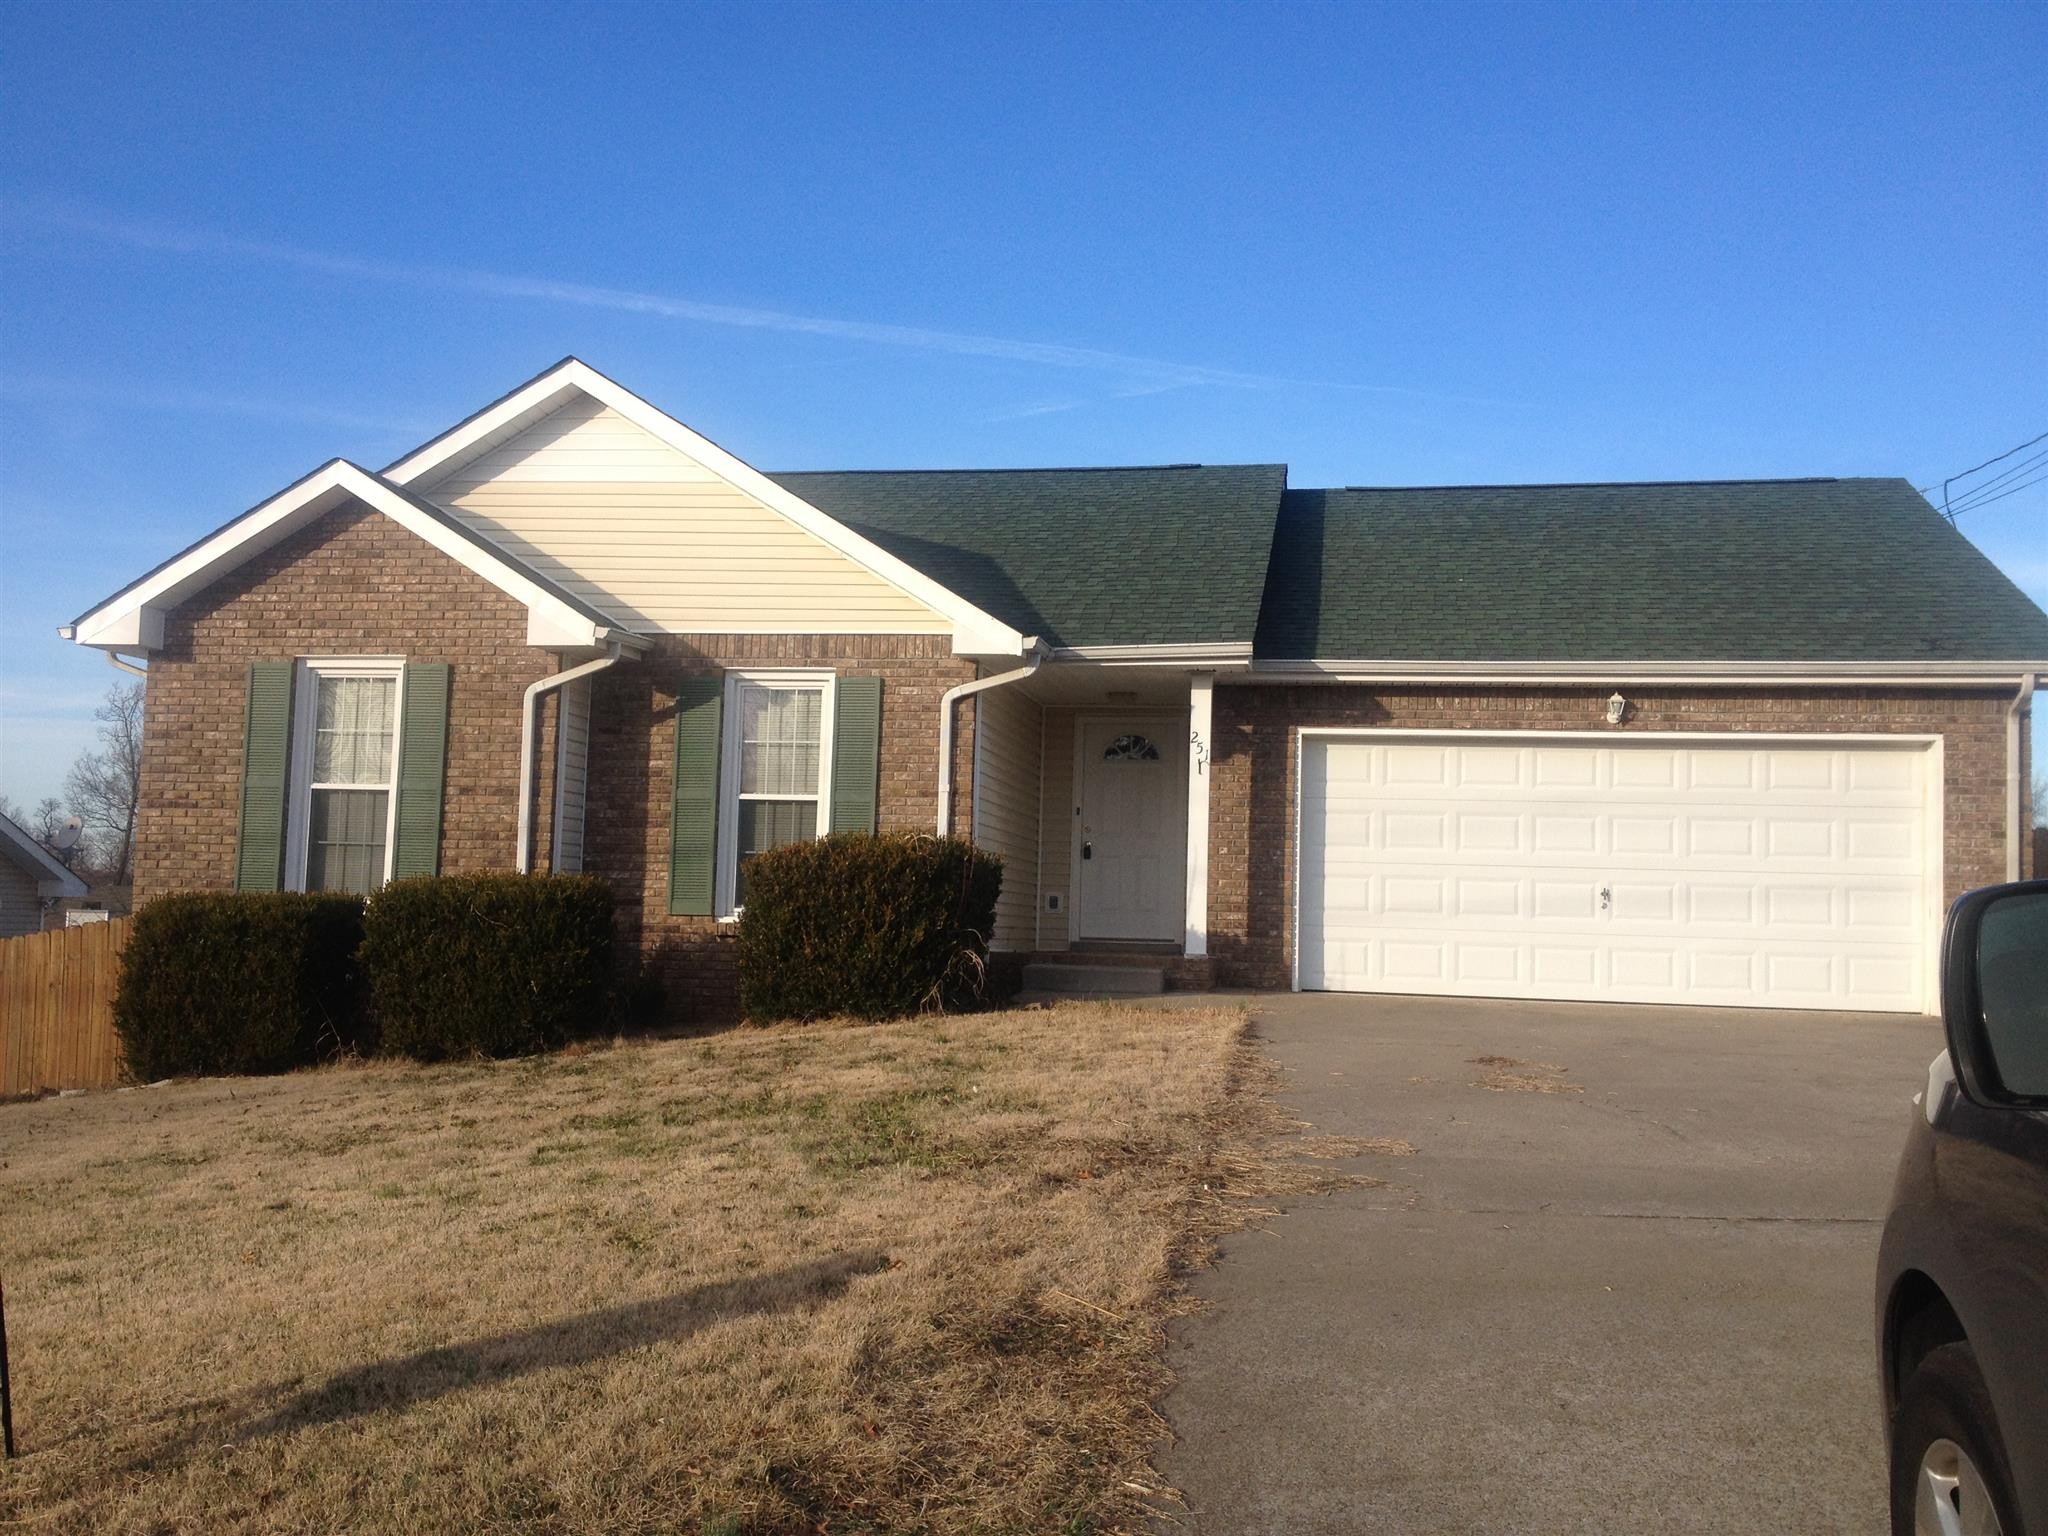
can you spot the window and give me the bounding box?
[720,671,834,913]
[286,659,404,894]
[1103,733,1160,762]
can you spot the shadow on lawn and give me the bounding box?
[129,1250,889,1468]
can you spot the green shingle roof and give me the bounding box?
[1254,478,2048,662]
[768,464,1288,649]
[764,466,2046,662]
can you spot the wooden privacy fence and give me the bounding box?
[0,918,131,1095]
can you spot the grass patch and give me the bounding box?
[0,1002,1345,1534]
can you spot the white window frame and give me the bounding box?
[717,668,836,918]
[284,656,406,894]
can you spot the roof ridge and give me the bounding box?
[771,462,1282,477]
[1321,476,1854,493]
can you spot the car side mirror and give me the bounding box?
[1941,878,2048,1110]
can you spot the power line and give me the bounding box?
[1919,427,2048,522]
[1943,445,2048,516]
[1921,428,2048,494]
[1942,467,2048,518]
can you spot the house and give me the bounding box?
[0,810,88,937]
[62,359,2048,1016]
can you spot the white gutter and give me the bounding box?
[2009,672,2037,881]
[517,643,623,874]
[1247,658,2048,688]
[936,643,1046,836]
[1049,641,1255,666]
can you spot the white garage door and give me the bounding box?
[1297,735,1937,1013]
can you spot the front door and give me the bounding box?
[1077,716,1187,942]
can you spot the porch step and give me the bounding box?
[1021,961,1167,996]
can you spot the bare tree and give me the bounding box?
[64,681,144,884]
[0,794,69,844]
[2035,770,2047,830]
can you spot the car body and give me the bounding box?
[1877,877,2048,1535]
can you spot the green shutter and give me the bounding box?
[829,675,882,835]
[391,663,451,880]
[234,662,295,892]
[668,674,724,916]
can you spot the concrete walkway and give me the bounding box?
[1155,991,1941,1534]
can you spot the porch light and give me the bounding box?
[1605,692,1628,726]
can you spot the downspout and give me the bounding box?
[936,643,1045,836]
[2008,672,2037,881]
[517,642,623,874]
[106,653,148,678]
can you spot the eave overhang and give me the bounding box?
[1243,658,2048,687]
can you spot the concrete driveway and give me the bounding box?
[1155,991,1942,1535]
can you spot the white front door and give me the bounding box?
[1296,734,1939,1012]
[1077,717,1188,942]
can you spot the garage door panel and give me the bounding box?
[1309,923,1927,1008]
[1313,862,1922,936]
[1767,752,1837,790]
[1458,813,1522,852]
[1456,747,1521,786]
[1322,802,1918,874]
[1298,737,1934,1013]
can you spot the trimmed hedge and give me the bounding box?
[738,832,1002,1022]
[113,892,370,1080]
[362,873,615,1061]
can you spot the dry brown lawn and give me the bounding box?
[0,1002,1343,1535]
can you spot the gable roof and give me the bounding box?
[384,358,1029,655]
[1255,477,2048,664]
[768,464,1288,652]
[62,359,2048,672]
[62,459,647,654]
[0,812,88,900]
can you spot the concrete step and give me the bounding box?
[1021,961,1166,996]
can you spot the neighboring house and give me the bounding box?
[62,359,2048,1016]
[0,811,87,937]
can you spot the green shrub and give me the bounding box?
[362,873,615,1061]
[113,892,369,1080]
[738,833,1002,1022]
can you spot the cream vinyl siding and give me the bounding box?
[552,677,592,873]
[421,396,950,635]
[971,686,1043,951]
[0,859,43,937]
[1036,708,1077,950]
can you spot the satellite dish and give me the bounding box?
[51,816,83,852]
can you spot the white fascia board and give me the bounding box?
[1246,658,2048,686]
[384,359,1029,658]
[67,461,616,655]
[0,815,88,899]
[1050,642,1255,666]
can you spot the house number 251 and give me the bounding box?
[1189,729,1210,775]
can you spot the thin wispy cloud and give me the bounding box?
[12,203,1518,406]
[0,374,429,435]
[983,398,1100,423]
[981,378,1191,424]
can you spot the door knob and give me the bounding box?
[1082,841,1094,860]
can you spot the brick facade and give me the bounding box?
[133,504,561,902]
[1206,683,2025,989]
[582,635,978,1018]
[131,500,988,1020]
[130,499,2031,1017]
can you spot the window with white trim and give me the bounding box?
[720,670,835,913]
[287,658,404,894]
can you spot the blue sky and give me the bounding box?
[2,1,2044,808]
